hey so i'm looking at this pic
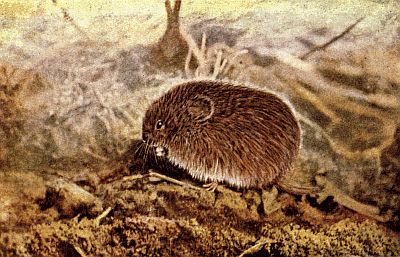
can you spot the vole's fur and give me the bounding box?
[142,80,301,188]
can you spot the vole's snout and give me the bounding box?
[155,146,168,157]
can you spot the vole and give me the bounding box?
[141,80,301,191]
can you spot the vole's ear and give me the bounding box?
[188,95,215,122]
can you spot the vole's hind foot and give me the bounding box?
[203,181,219,192]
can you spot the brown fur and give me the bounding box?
[142,80,301,188]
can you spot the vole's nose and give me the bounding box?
[156,146,168,157]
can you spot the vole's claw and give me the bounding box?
[203,181,218,192]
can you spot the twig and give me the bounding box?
[180,26,206,71]
[278,63,399,110]
[122,174,145,181]
[194,32,209,77]
[184,48,193,78]
[221,49,248,76]
[51,0,91,40]
[200,32,207,59]
[289,79,341,123]
[148,170,202,190]
[73,245,88,257]
[94,206,112,226]
[316,175,391,222]
[82,148,110,161]
[300,17,364,60]
[212,50,223,79]
[238,241,269,257]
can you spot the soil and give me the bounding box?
[1,167,399,257]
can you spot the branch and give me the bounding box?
[300,17,364,60]
[51,0,90,40]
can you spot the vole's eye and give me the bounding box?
[155,120,164,130]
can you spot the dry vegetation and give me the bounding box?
[0,0,399,256]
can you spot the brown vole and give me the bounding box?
[141,80,301,190]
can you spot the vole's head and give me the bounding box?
[141,84,215,157]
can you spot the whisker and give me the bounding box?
[133,141,145,157]
[142,141,150,171]
[154,146,159,167]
